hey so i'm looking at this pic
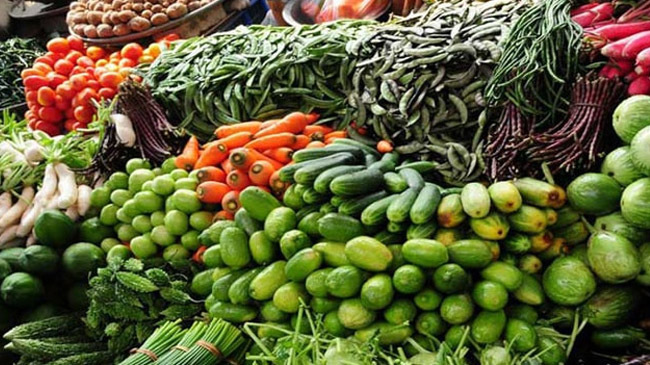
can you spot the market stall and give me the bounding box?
[0,0,649,364]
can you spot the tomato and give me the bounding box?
[64,108,75,119]
[47,72,67,88]
[64,118,76,131]
[76,56,94,68]
[53,59,74,75]
[70,74,88,91]
[28,119,37,129]
[98,87,116,100]
[105,63,119,72]
[146,43,162,58]
[21,68,43,79]
[72,120,88,130]
[39,106,63,123]
[86,46,106,61]
[77,87,98,106]
[27,101,36,109]
[56,82,76,100]
[25,110,35,120]
[73,105,94,123]
[118,58,136,68]
[138,55,155,64]
[65,50,83,64]
[119,67,132,78]
[23,76,49,90]
[120,43,143,61]
[34,56,55,67]
[109,51,120,60]
[25,91,37,103]
[37,87,56,106]
[47,38,70,54]
[156,33,180,42]
[95,59,108,67]
[44,52,63,62]
[99,71,123,88]
[93,67,106,79]
[33,62,53,74]
[67,35,84,51]
[87,79,101,90]
[35,120,61,136]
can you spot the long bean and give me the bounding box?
[0,38,43,109]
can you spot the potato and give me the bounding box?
[132,3,144,12]
[141,9,153,18]
[128,16,151,32]
[86,10,103,24]
[96,23,114,37]
[143,2,152,10]
[101,12,112,24]
[150,12,168,25]
[72,24,86,35]
[118,10,136,22]
[166,3,187,19]
[187,1,200,11]
[83,24,98,38]
[151,4,163,12]
[113,23,131,36]
[161,1,169,7]
[109,11,122,24]
[71,12,87,24]
[121,3,132,10]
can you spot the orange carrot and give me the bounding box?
[227,169,251,191]
[175,136,200,171]
[230,147,284,171]
[377,140,394,153]
[221,190,241,214]
[197,166,226,183]
[221,159,234,174]
[192,245,208,263]
[194,142,229,169]
[215,121,262,139]
[254,112,310,138]
[291,135,311,150]
[310,131,325,142]
[245,133,297,150]
[196,181,230,203]
[263,148,293,164]
[269,170,288,193]
[259,118,281,130]
[248,160,276,186]
[305,112,319,124]
[324,131,346,140]
[303,125,333,136]
[306,141,326,149]
[214,131,254,149]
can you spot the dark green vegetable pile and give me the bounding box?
[0,38,43,109]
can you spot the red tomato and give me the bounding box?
[109,51,120,60]
[54,95,70,111]
[120,43,143,61]
[37,87,56,106]
[65,50,83,64]
[70,74,88,91]
[71,121,87,130]
[76,56,94,68]
[53,59,74,76]
[28,119,37,129]
[44,52,62,62]
[67,36,84,51]
[77,87,98,106]
[25,110,34,120]
[118,58,136,68]
[137,55,155,64]
[39,106,63,123]
[47,72,67,88]
[131,75,143,83]
[21,68,43,79]
[70,66,85,76]
[23,76,49,90]
[34,56,55,67]
[55,83,76,100]
[119,67,132,78]
[86,46,106,61]
[95,59,108,67]
[64,108,75,120]
[98,87,116,100]
[33,62,53,74]
[63,119,76,131]
[99,71,123,89]
[47,38,70,54]
[93,66,107,79]
[73,105,93,123]
[25,91,37,103]
[87,79,100,90]
[85,67,96,77]
[35,120,61,136]
[27,101,36,109]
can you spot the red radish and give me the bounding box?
[628,77,650,95]
[570,2,600,16]
[621,31,650,59]
[589,21,650,41]
[615,60,635,74]
[635,64,650,76]
[637,48,650,68]
[599,65,615,79]
[626,71,641,82]
[620,0,650,23]
[572,12,597,27]
[602,34,635,59]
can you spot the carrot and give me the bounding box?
[213,210,234,221]
[221,190,241,214]
[215,121,262,139]
[269,170,288,194]
[227,169,251,191]
[197,166,226,183]
[230,147,284,171]
[264,148,293,164]
[310,131,325,142]
[324,131,346,140]
[305,113,319,124]
[196,181,230,203]
[325,135,345,144]
[248,160,276,186]
[215,131,254,149]
[306,141,326,149]
[254,112,310,138]
[221,159,235,174]
[377,140,394,153]
[291,135,311,150]
[192,245,208,263]
[259,118,281,130]
[175,136,200,171]
[246,133,297,150]
[303,125,333,136]
[194,142,228,169]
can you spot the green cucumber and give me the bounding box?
[228,267,264,305]
[292,145,364,163]
[318,213,364,242]
[313,166,365,194]
[383,172,409,193]
[209,301,257,323]
[330,168,384,197]
[249,261,288,301]
[282,184,305,210]
[369,152,399,172]
[220,227,251,268]
[361,195,398,226]
[239,187,282,221]
[332,138,380,158]
[294,153,357,185]
[234,208,262,236]
[338,191,388,216]
[211,270,246,301]
[406,221,437,239]
[410,184,442,224]
[302,188,329,204]
[398,168,424,191]
[387,188,420,223]
[249,231,276,265]
[298,212,323,238]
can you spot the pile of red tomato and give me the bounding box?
[21,34,176,135]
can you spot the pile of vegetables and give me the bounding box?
[0,38,43,110]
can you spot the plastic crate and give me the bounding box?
[219,0,269,30]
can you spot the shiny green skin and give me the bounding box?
[355,321,413,345]
[631,125,650,175]
[305,268,333,298]
[279,230,311,259]
[310,297,340,314]
[249,231,276,265]
[508,205,548,234]
[505,319,537,352]
[211,270,245,301]
[209,301,257,323]
[260,301,289,322]
[601,146,645,187]
[581,285,639,329]
[437,194,466,228]
[285,248,323,282]
[387,188,420,223]
[518,254,543,274]
[471,310,506,344]
[402,239,449,268]
[239,187,282,221]
[298,212,323,238]
[472,281,508,311]
[612,94,650,143]
[383,299,417,325]
[392,264,426,294]
[447,240,493,269]
[228,268,263,305]
[265,207,297,242]
[272,282,308,313]
[440,294,474,325]
[344,236,393,272]
[249,261,288,301]
[433,263,469,294]
[324,311,351,337]
[470,212,510,241]
[552,221,589,246]
[480,346,511,365]
[415,312,447,337]
[506,304,538,324]
[387,244,405,272]
[480,261,523,291]
[360,274,394,310]
[414,289,443,311]
[219,227,251,269]
[543,257,596,306]
[326,265,363,298]
[488,181,522,214]
[410,184,441,224]
[621,178,650,229]
[312,242,349,267]
[537,336,567,365]
[461,182,491,218]
[513,274,545,306]
[445,325,468,349]
[594,212,650,245]
[567,173,622,216]
[588,231,641,284]
[590,326,646,349]
[318,213,364,242]
[338,298,376,329]
[406,221,437,240]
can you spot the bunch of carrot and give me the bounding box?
[173,112,346,219]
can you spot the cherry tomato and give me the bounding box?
[63,118,76,131]
[27,101,36,109]
[73,105,94,123]
[37,87,56,106]
[70,74,88,91]
[47,38,70,54]
[23,76,49,90]
[65,50,83,64]
[34,56,55,67]
[93,66,107,79]
[21,68,43,79]
[44,52,63,62]
[25,110,35,120]
[28,119,37,130]
[131,75,143,83]
[25,91,37,103]
[105,63,119,72]
[55,82,76,100]
[39,106,63,123]
[67,36,84,51]
[119,67,132,78]
[87,79,100,90]
[77,87,98,106]
[47,72,67,88]
[138,55,155,64]
[76,56,94,68]
[98,87,116,100]
[146,43,162,58]
[35,120,61,136]
[109,51,120,60]
[33,62,53,74]
[99,71,123,89]
[120,43,143,61]
[64,108,75,120]
[95,59,108,68]
[72,120,88,130]
[53,59,74,76]
[86,46,106,61]
[118,58,136,68]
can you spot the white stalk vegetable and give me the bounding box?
[76,185,92,216]
[17,202,42,237]
[46,192,60,209]
[0,141,26,163]
[23,140,44,165]
[0,186,34,230]
[26,233,36,246]
[0,225,18,246]
[0,192,12,218]
[35,164,58,205]
[64,205,79,221]
[111,113,136,147]
[55,163,78,209]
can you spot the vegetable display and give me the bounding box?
[0,38,43,110]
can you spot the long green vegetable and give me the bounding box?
[119,321,186,365]
[0,38,42,109]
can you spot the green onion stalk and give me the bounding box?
[119,321,186,365]
[174,319,246,364]
[155,321,208,364]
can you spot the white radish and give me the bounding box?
[0,186,34,229]
[0,225,18,246]
[111,114,136,147]
[35,164,58,205]
[65,205,79,221]
[17,202,43,237]
[55,163,78,209]
[46,192,60,210]
[76,185,92,216]
[0,141,26,163]
[26,233,37,246]
[0,192,12,218]
[23,140,44,165]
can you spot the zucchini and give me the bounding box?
[387,220,409,233]
[313,165,365,194]
[399,168,425,191]
[4,314,83,340]
[330,168,384,197]
[361,195,399,226]
[369,152,399,173]
[339,191,389,216]
[10,339,105,360]
[374,230,404,245]
[387,188,420,223]
[283,184,305,210]
[294,153,357,185]
[239,187,282,221]
[303,188,329,204]
[228,267,264,305]
[384,172,408,193]
[406,221,438,239]
[295,205,319,221]
[318,213,365,242]
[410,183,442,224]
[332,138,380,158]
[330,196,346,207]
[293,145,364,163]
[397,161,438,173]
[365,154,378,166]
[234,208,262,236]
[320,203,337,214]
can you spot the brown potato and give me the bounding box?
[109,11,122,24]
[121,3,132,10]
[78,0,88,4]
[161,1,169,7]
[83,24,98,38]
[96,23,114,37]
[143,2,152,10]
[141,9,153,18]
[101,12,112,24]
[128,16,152,32]
[187,1,200,11]
[118,10,136,22]
[86,10,103,24]
[112,0,125,10]
[150,12,168,25]
[151,4,163,12]
[113,23,131,36]
[132,3,144,12]
[166,3,187,18]
[72,24,86,35]
[71,12,87,24]
[69,1,80,9]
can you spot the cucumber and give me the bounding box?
[220,227,251,269]
[414,289,443,311]
[393,264,425,294]
[260,301,289,322]
[447,239,493,269]
[383,172,408,193]
[338,191,388,216]
[294,153,357,185]
[264,207,297,242]
[239,187,282,221]
[330,196,345,207]
[311,297,341,314]
[249,231,276,265]
[211,270,246,301]
[375,231,405,246]
[410,184,441,224]
[415,312,447,337]
[292,145,364,163]
[228,268,263,305]
[318,213,364,242]
[279,230,312,259]
[326,265,363,298]
[471,309,506,344]
[384,298,417,325]
[295,205,319,221]
[282,184,305,210]
[313,165,365,194]
[273,282,309,313]
[332,138,380,158]
[298,212,323,238]
[9,339,105,361]
[319,203,337,214]
[402,239,449,268]
[398,168,424,191]
[361,195,398,226]
[360,274,394,310]
[47,351,113,365]
[461,183,491,218]
[345,236,393,272]
[305,268,333,297]
[330,168,384,197]
[387,188,419,223]
[505,319,537,352]
[234,209,262,236]
[249,261,288,301]
[209,301,257,323]
[355,321,413,345]
[4,314,83,340]
[365,154,378,166]
[285,248,323,282]
[302,188,328,204]
[368,152,399,172]
[387,220,409,233]
[406,221,437,239]
[396,161,437,173]
[313,242,350,267]
[324,311,349,337]
[590,327,645,349]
